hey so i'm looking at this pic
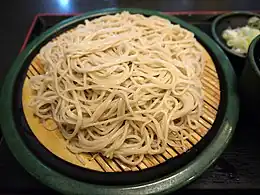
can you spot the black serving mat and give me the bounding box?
[1,13,260,194]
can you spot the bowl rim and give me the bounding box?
[211,11,260,58]
[248,34,260,76]
[0,8,239,195]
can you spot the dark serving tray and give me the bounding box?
[1,11,260,194]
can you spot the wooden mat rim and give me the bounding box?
[22,31,221,175]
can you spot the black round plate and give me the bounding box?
[0,8,239,195]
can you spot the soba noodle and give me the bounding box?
[29,12,205,166]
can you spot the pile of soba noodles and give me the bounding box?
[29,11,205,166]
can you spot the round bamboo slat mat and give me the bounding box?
[22,42,220,172]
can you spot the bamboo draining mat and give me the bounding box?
[22,43,220,172]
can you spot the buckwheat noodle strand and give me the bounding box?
[29,12,205,166]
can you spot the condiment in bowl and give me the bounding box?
[212,11,260,58]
